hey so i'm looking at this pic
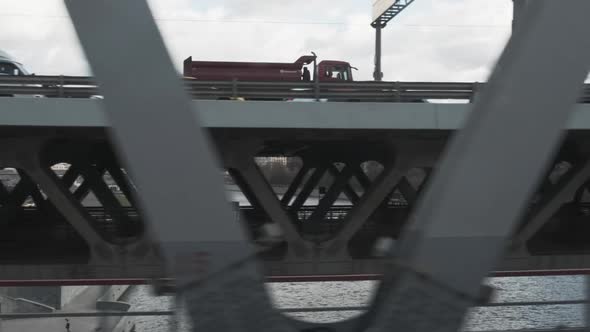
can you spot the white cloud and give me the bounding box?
[0,0,512,81]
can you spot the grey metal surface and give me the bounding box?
[586,276,590,332]
[64,1,293,331]
[369,1,590,331]
[5,98,590,129]
[512,160,590,249]
[512,0,531,31]
[44,1,590,331]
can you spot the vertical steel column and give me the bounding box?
[373,23,384,82]
[368,2,590,332]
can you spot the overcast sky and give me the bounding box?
[0,0,512,81]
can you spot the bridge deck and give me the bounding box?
[2,98,590,130]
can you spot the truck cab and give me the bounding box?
[0,50,30,76]
[317,60,354,82]
[0,50,49,98]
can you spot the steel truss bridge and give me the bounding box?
[3,1,590,332]
[0,122,590,283]
[3,97,590,282]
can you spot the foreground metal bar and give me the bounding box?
[4,298,590,319]
[586,275,590,332]
[64,1,294,332]
[369,1,590,331]
[7,266,590,287]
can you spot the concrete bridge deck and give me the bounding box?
[1,98,590,130]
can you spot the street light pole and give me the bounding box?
[373,22,384,81]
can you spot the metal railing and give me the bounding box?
[3,75,589,102]
[1,298,588,317]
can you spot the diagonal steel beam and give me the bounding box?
[72,164,106,202]
[368,2,590,331]
[105,164,137,207]
[79,163,133,228]
[0,177,9,201]
[353,164,372,191]
[289,165,327,213]
[26,166,111,259]
[280,165,309,206]
[416,167,432,195]
[512,159,590,250]
[229,158,309,257]
[328,164,360,204]
[60,163,83,189]
[308,165,354,222]
[64,1,296,331]
[324,160,410,257]
[396,176,418,205]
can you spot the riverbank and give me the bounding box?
[1,286,134,332]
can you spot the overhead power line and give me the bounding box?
[0,13,509,29]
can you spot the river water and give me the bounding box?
[123,276,588,331]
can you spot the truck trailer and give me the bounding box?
[183,53,354,82]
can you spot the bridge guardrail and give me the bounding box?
[2,76,590,102]
[0,75,476,101]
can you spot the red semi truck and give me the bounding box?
[183,53,354,82]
